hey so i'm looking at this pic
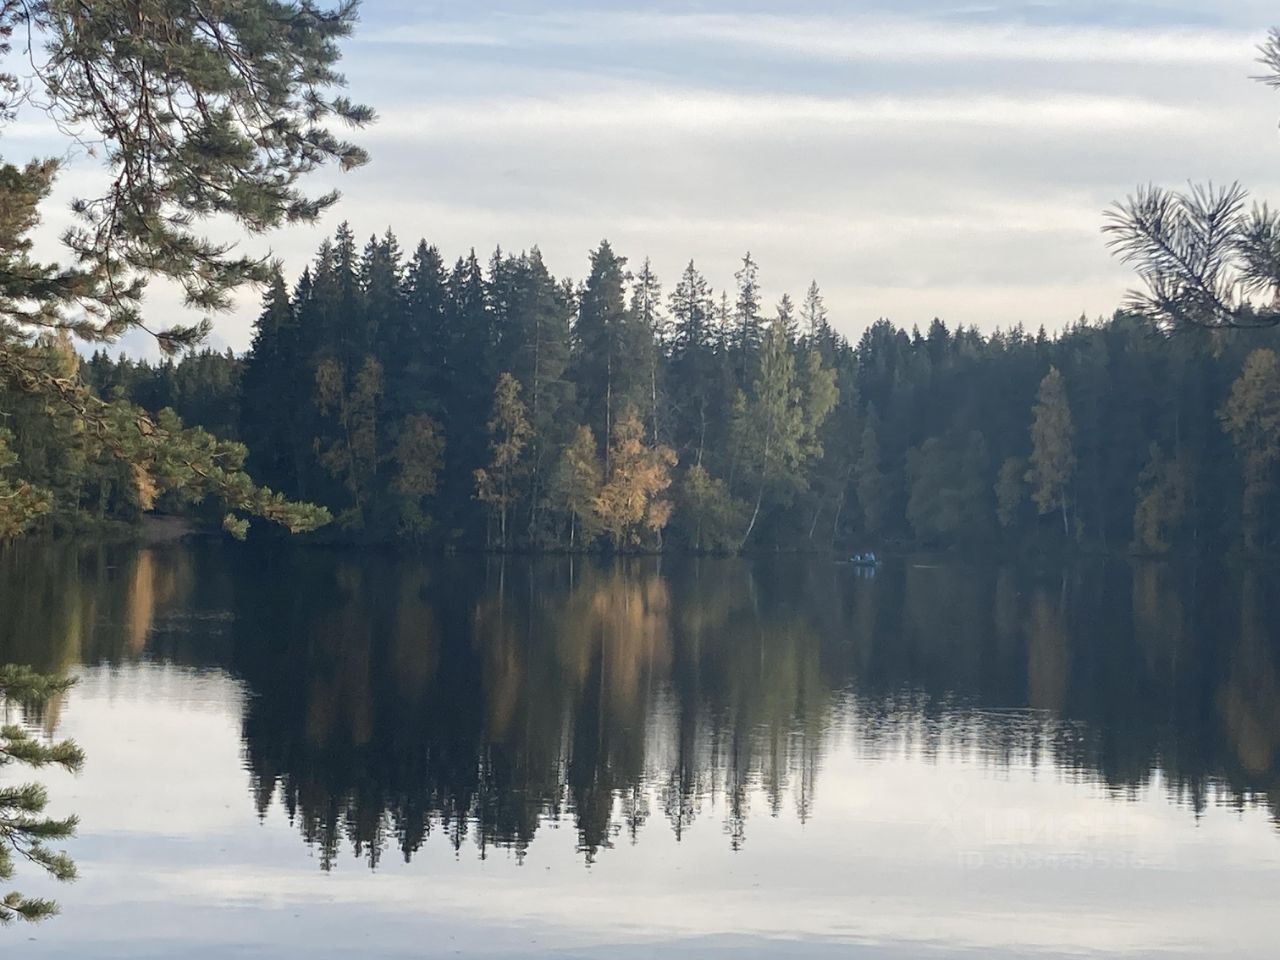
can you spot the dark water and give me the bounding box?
[1,543,1278,958]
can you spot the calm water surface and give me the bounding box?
[1,543,1278,958]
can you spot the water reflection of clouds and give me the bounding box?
[6,547,1280,956]
[20,662,1280,960]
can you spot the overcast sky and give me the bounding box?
[25,0,1280,354]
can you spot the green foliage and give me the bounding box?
[733,317,839,546]
[906,432,992,544]
[1132,444,1189,554]
[475,373,533,548]
[1221,348,1280,553]
[854,412,889,539]
[2,338,331,538]
[315,354,383,528]
[18,216,1280,555]
[549,424,602,549]
[0,429,51,540]
[0,0,367,538]
[1026,367,1077,536]
[1104,36,1280,332]
[676,463,747,553]
[594,408,677,550]
[994,457,1027,531]
[0,666,83,924]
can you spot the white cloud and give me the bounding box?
[366,12,1259,67]
[19,4,1280,354]
[365,89,1204,139]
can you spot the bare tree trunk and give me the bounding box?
[741,484,765,549]
[650,348,659,445]
[697,401,706,467]
[605,342,613,473]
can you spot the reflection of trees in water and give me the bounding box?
[0,542,224,733]
[226,555,1280,868]
[3,545,1279,863]
[1217,574,1280,822]
[230,555,837,866]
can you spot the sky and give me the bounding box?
[19,0,1280,355]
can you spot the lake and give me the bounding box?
[1,542,1277,958]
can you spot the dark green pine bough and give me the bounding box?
[0,0,372,923]
[0,667,82,924]
[0,0,372,539]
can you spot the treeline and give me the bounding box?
[10,224,1280,553]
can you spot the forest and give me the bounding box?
[7,224,1280,555]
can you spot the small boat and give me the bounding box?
[846,552,880,567]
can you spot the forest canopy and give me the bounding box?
[7,228,1280,556]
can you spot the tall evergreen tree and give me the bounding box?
[240,270,301,493]
[574,241,643,459]
[630,258,668,445]
[732,252,763,383]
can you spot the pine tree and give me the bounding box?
[0,0,371,536]
[0,430,50,540]
[0,666,83,923]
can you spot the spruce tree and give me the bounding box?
[630,258,668,445]
[574,241,638,458]
[668,261,716,465]
[240,271,300,493]
[732,253,763,384]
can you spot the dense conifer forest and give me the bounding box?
[7,224,1280,555]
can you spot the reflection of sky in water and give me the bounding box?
[16,663,1280,959]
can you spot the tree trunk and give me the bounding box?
[697,399,707,467]
[650,349,659,445]
[741,484,765,549]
